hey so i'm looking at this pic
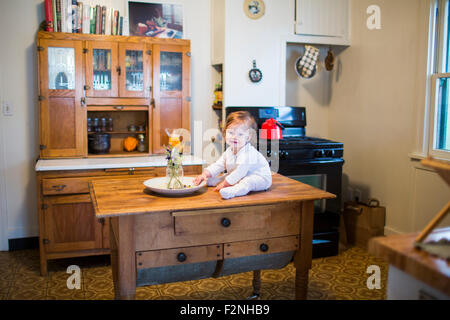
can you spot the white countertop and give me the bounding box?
[35,155,205,171]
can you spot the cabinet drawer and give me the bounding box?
[103,167,163,176]
[136,244,223,269]
[42,177,90,195]
[224,235,299,259]
[172,205,272,236]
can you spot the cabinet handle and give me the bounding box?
[51,184,66,191]
[80,97,86,106]
[221,217,231,228]
[114,106,124,110]
[177,252,187,262]
[259,243,269,252]
[116,66,121,75]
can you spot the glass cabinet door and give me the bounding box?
[160,51,182,91]
[39,39,85,158]
[152,44,190,153]
[48,47,76,90]
[119,43,151,98]
[85,41,118,97]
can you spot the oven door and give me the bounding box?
[278,159,344,258]
[288,174,327,213]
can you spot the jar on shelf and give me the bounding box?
[107,118,113,132]
[93,118,99,132]
[137,134,146,152]
[87,118,92,132]
[101,118,107,132]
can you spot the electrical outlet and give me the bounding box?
[2,101,13,116]
[354,189,362,202]
[347,187,354,201]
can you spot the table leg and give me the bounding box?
[247,270,261,300]
[294,200,314,300]
[110,216,136,300]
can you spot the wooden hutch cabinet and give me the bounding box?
[38,31,191,158]
[36,31,200,276]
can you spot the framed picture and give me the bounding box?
[243,0,265,20]
[127,1,184,38]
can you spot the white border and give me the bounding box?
[125,0,185,39]
[0,62,8,251]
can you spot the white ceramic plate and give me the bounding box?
[143,177,206,195]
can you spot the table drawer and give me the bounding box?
[135,202,301,251]
[224,235,299,259]
[136,244,223,269]
[42,177,90,195]
[172,205,272,236]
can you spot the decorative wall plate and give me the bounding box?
[243,0,265,20]
[249,60,263,83]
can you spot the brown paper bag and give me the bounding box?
[343,199,386,248]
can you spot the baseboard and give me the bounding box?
[8,236,39,251]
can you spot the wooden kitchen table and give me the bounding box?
[90,173,335,300]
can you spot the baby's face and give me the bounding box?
[225,123,250,151]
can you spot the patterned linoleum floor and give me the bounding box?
[0,246,388,300]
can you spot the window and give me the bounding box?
[430,0,450,159]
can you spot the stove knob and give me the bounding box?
[280,150,288,160]
[314,150,324,158]
[325,150,335,157]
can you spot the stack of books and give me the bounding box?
[44,0,128,35]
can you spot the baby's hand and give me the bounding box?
[193,170,211,186]
[214,179,232,192]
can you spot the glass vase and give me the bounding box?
[166,165,184,189]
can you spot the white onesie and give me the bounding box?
[205,143,272,199]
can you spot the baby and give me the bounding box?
[193,111,272,199]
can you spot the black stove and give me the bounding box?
[226,106,345,258]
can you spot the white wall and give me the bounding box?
[0,0,44,244]
[223,0,293,107]
[327,0,449,234]
[285,44,334,138]
[285,0,449,234]
[0,0,214,245]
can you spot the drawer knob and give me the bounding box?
[221,218,231,228]
[177,252,187,262]
[260,243,269,252]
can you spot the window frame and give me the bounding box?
[428,0,450,160]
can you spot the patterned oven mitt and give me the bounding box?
[296,45,319,78]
